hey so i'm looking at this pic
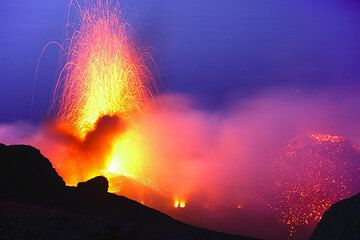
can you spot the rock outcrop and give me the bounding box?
[77,176,109,195]
[0,144,65,202]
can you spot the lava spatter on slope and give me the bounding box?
[268,133,360,237]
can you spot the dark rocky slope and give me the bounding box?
[310,193,360,240]
[0,143,255,240]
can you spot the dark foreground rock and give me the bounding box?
[310,193,360,240]
[0,144,255,240]
[0,144,65,202]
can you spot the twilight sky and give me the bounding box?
[0,0,359,123]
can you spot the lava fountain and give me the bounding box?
[51,0,153,186]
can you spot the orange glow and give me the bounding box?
[105,130,144,178]
[174,199,186,208]
[104,128,156,193]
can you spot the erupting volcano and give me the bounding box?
[22,1,360,238]
[1,0,360,240]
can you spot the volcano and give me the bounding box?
[1,0,360,239]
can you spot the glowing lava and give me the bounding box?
[52,0,153,185]
[308,133,343,143]
[268,133,360,236]
[56,0,152,138]
[174,199,186,208]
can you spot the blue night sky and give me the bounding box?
[0,0,359,123]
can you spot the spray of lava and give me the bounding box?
[51,0,154,186]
